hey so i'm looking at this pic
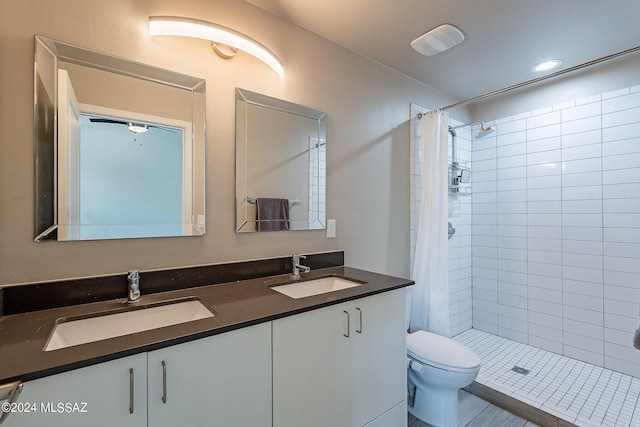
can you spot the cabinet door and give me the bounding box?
[148,322,271,427]
[350,289,406,427]
[273,302,351,427]
[2,353,147,427]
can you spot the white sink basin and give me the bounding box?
[270,276,364,299]
[45,299,214,351]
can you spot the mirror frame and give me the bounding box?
[34,35,206,241]
[235,88,327,233]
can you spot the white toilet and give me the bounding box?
[407,330,481,427]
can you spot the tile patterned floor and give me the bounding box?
[454,329,640,427]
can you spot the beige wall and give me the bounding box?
[0,0,462,285]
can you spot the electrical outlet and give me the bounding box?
[326,219,336,238]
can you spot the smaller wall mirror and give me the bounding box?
[235,88,327,233]
[34,36,206,241]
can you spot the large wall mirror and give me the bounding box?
[34,36,206,241]
[235,88,326,233]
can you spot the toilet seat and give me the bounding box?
[407,330,480,372]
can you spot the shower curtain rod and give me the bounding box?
[418,44,640,114]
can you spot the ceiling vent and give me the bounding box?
[411,24,465,56]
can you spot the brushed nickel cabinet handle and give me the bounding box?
[356,307,363,333]
[343,310,350,338]
[129,369,134,414]
[161,361,167,403]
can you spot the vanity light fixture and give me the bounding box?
[149,16,284,78]
[532,59,562,73]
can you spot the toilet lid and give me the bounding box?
[407,330,480,370]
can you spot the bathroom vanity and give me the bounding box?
[0,255,412,427]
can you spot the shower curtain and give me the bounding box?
[410,109,450,336]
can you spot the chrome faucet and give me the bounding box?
[127,270,141,304]
[292,254,310,279]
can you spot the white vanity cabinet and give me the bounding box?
[3,353,148,427]
[147,322,272,427]
[272,289,406,427]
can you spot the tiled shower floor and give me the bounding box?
[454,329,640,427]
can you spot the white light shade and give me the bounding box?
[532,59,562,73]
[149,16,284,78]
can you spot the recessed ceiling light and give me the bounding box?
[532,59,562,73]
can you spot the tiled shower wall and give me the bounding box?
[410,106,473,337]
[471,85,640,378]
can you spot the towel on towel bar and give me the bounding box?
[256,198,290,231]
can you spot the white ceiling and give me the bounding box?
[247,0,640,102]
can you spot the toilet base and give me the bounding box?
[408,379,460,427]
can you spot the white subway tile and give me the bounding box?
[561,157,602,174]
[604,255,640,274]
[562,143,601,161]
[512,112,532,120]
[473,147,497,161]
[604,227,640,243]
[473,277,497,292]
[528,187,562,201]
[497,189,528,202]
[529,322,563,342]
[496,166,526,180]
[497,202,527,214]
[528,261,563,278]
[562,199,602,214]
[498,247,527,261]
[563,265,603,284]
[497,154,527,169]
[603,198,640,213]
[473,213,498,225]
[564,345,604,366]
[527,136,562,153]
[528,274,563,290]
[604,356,640,378]
[576,94,601,106]
[553,100,576,111]
[604,284,640,303]
[602,90,640,112]
[528,213,562,226]
[562,116,601,135]
[603,327,630,347]
[563,253,604,270]
[603,107,640,128]
[528,249,562,265]
[528,111,561,129]
[604,270,640,288]
[528,124,561,141]
[602,87,630,100]
[529,311,561,329]
[563,226,602,241]
[604,313,637,332]
[474,293,498,307]
[562,213,602,227]
[529,335,563,354]
[528,200,561,214]
[497,225,527,237]
[602,122,640,142]
[472,169,497,182]
[603,213,640,228]
[497,259,527,273]
[498,271,528,287]
[528,225,562,239]
[562,102,602,122]
[561,171,602,188]
[472,192,497,204]
[563,239,603,256]
[602,138,640,157]
[561,186,602,201]
[527,149,561,165]
[531,106,553,116]
[564,305,603,326]
[563,279,603,297]
[473,202,497,214]
[497,236,528,249]
[561,129,601,149]
[473,158,497,172]
[527,175,562,189]
[528,237,562,252]
[471,181,496,193]
[497,177,527,191]
[473,224,498,236]
[603,299,638,318]
[496,119,527,135]
[603,182,640,199]
[527,163,562,177]
[497,142,527,158]
[563,331,604,353]
[496,130,527,148]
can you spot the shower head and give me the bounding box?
[474,124,495,139]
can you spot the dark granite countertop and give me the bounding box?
[0,266,413,384]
